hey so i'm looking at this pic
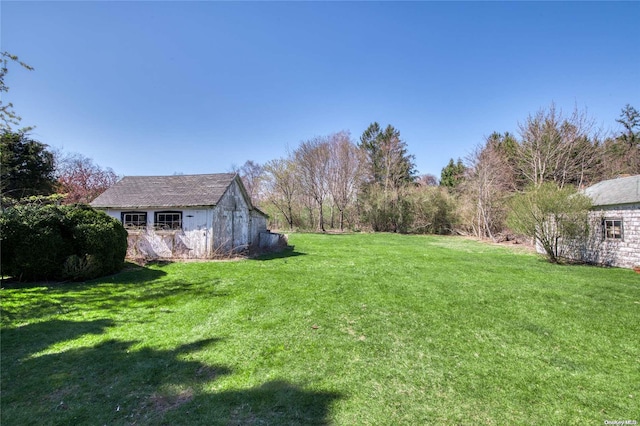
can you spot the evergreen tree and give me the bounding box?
[358,123,416,232]
[440,158,466,189]
[1,131,56,202]
[359,122,416,190]
[616,104,639,147]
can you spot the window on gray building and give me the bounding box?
[602,218,623,240]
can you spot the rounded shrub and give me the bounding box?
[0,203,127,281]
[62,204,128,279]
[1,204,70,280]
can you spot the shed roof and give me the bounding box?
[583,174,640,206]
[91,173,239,209]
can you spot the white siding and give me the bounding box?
[104,208,213,259]
[99,178,273,259]
[182,209,213,258]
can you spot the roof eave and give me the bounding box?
[92,204,217,210]
[591,201,640,208]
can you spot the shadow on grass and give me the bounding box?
[0,318,115,360]
[0,262,168,289]
[1,265,228,325]
[251,247,306,261]
[167,380,341,425]
[1,325,341,425]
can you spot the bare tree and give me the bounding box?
[1,52,34,131]
[327,131,363,231]
[236,160,264,204]
[461,137,515,240]
[517,103,599,188]
[263,156,298,231]
[417,174,438,186]
[294,137,331,232]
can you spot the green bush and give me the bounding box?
[0,204,127,281]
[507,182,592,263]
[62,254,101,281]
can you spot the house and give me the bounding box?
[551,175,640,269]
[91,173,276,259]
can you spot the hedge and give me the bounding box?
[0,204,127,281]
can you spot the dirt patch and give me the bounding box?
[47,384,80,407]
[148,389,194,414]
[461,234,536,253]
[195,365,225,381]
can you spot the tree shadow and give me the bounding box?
[166,380,342,425]
[1,327,341,425]
[0,318,115,361]
[1,265,227,325]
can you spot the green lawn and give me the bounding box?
[1,233,638,425]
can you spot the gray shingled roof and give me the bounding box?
[91,173,239,208]
[583,175,640,206]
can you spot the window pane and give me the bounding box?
[155,212,181,230]
[603,219,623,240]
[123,212,147,229]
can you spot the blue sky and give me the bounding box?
[2,1,638,177]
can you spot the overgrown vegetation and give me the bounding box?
[246,104,639,245]
[0,203,127,281]
[444,104,639,241]
[508,183,592,263]
[1,233,637,424]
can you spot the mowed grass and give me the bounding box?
[1,233,638,425]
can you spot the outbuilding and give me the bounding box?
[548,174,640,269]
[91,173,273,259]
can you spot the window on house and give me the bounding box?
[155,211,182,230]
[602,218,623,240]
[122,212,147,229]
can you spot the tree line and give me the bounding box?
[3,104,637,240]
[2,51,638,246]
[240,103,638,241]
[1,52,119,208]
[237,124,456,235]
[441,103,639,241]
[1,131,119,207]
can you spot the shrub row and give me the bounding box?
[0,204,127,281]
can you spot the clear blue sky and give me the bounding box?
[2,1,638,177]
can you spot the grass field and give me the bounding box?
[1,233,638,425]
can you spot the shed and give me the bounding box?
[91,173,271,259]
[548,175,640,268]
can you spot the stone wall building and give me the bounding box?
[542,175,640,269]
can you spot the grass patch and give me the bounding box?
[2,233,638,424]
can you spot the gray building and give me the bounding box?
[542,175,640,269]
[91,173,270,259]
